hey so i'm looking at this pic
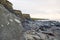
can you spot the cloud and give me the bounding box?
[8,0,60,19]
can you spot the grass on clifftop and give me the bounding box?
[31,18,48,20]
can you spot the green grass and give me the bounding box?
[31,18,48,20]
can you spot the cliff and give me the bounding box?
[13,10,23,21]
[0,0,25,40]
[0,0,13,12]
[22,14,30,20]
[0,0,60,40]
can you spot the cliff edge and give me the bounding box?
[0,1,25,40]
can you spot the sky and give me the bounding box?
[8,0,60,20]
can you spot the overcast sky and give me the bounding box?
[8,0,60,20]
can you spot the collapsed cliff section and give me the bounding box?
[0,0,26,40]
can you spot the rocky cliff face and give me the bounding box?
[0,0,13,12]
[0,4,25,40]
[0,0,60,40]
[22,14,31,20]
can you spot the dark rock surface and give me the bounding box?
[23,19,60,40]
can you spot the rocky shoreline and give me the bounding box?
[0,0,60,40]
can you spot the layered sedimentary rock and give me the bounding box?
[4,1,13,11]
[13,10,22,17]
[13,10,23,20]
[0,0,13,12]
[0,0,7,5]
[22,14,30,20]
